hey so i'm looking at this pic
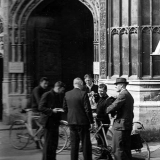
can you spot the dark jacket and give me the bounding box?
[63,88,93,125]
[31,85,47,111]
[106,89,134,130]
[83,84,98,94]
[39,89,63,127]
[96,94,112,124]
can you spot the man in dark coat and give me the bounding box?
[83,74,98,110]
[39,81,66,160]
[95,83,115,159]
[29,77,49,148]
[63,77,94,160]
[106,78,134,160]
[83,74,98,94]
[31,77,49,112]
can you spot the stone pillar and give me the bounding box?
[2,0,10,124]
[99,0,107,79]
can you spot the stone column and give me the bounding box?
[2,0,10,124]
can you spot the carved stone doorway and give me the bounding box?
[26,0,94,90]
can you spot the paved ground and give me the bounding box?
[0,122,160,160]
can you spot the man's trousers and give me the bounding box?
[42,125,59,160]
[112,129,132,160]
[70,125,92,160]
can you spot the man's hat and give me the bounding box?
[114,78,129,85]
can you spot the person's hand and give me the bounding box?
[89,123,94,131]
[52,108,64,113]
[52,108,58,113]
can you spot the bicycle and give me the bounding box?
[78,117,115,160]
[131,121,150,160]
[9,109,68,154]
[61,113,113,152]
[105,121,150,160]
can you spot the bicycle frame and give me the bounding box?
[91,120,110,148]
[26,116,43,139]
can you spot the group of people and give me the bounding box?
[30,74,134,160]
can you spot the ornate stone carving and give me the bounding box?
[129,27,138,34]
[120,28,129,34]
[99,0,106,78]
[110,26,139,35]
[9,0,21,26]
[111,28,120,35]
[152,26,160,33]
[141,26,151,33]
[0,18,3,57]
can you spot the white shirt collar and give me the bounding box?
[86,82,93,90]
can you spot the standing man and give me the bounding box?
[83,74,98,109]
[63,77,93,160]
[39,81,66,160]
[95,83,115,159]
[96,84,112,134]
[106,78,134,160]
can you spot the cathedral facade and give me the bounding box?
[0,0,160,139]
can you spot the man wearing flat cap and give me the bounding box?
[106,78,134,160]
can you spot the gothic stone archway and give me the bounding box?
[27,0,94,90]
[3,0,106,123]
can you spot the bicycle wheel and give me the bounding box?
[106,128,113,147]
[63,126,70,149]
[9,120,30,149]
[39,125,68,153]
[131,136,150,160]
[57,125,68,153]
[91,133,105,160]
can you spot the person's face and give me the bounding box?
[84,77,92,86]
[58,87,65,94]
[115,83,123,92]
[40,80,49,89]
[98,88,107,97]
[79,81,84,89]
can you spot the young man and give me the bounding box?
[83,74,98,109]
[96,84,112,127]
[106,78,134,160]
[39,81,66,160]
[63,78,93,160]
[31,77,49,112]
[28,77,49,148]
[95,84,115,159]
[83,74,98,94]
